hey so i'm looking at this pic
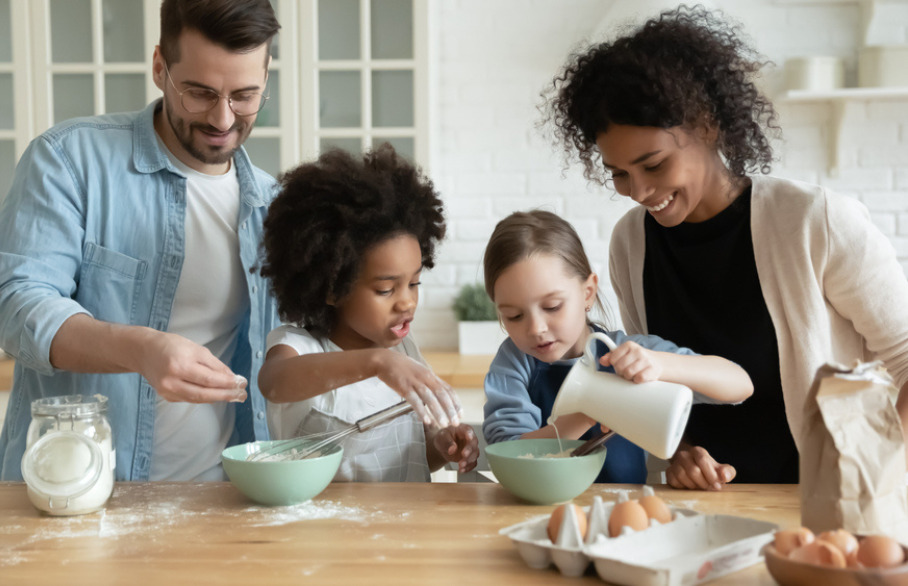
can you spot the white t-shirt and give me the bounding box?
[151,147,248,481]
[266,325,431,482]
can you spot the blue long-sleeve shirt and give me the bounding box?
[0,100,280,480]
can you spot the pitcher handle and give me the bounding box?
[581,332,618,368]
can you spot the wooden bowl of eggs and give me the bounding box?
[764,527,908,586]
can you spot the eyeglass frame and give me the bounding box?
[163,64,270,117]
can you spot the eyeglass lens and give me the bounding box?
[181,88,267,116]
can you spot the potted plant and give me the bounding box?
[453,283,507,355]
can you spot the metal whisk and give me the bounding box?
[246,401,414,462]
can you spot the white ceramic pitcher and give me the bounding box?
[549,332,693,459]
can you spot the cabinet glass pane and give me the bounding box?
[103,0,144,63]
[372,70,412,127]
[0,73,12,129]
[373,137,413,161]
[53,75,94,123]
[51,0,92,63]
[320,137,361,156]
[0,140,14,204]
[319,71,361,128]
[243,137,281,179]
[105,74,146,114]
[371,0,412,59]
[0,0,11,62]
[269,0,280,59]
[319,0,359,60]
[256,70,280,127]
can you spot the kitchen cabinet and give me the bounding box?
[0,0,430,201]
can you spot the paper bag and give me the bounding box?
[800,361,908,542]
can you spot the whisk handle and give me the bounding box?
[355,401,413,432]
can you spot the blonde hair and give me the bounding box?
[483,210,608,323]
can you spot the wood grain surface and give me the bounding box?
[0,481,796,585]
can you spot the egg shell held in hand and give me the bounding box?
[607,499,649,537]
[638,494,672,525]
[857,534,906,568]
[547,503,588,543]
[773,527,815,556]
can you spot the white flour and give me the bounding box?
[1,489,376,567]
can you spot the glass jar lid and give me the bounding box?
[31,394,109,418]
[21,431,103,500]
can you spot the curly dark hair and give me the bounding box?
[260,144,446,336]
[543,4,780,183]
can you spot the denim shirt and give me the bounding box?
[0,100,280,480]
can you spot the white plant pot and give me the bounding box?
[457,321,507,355]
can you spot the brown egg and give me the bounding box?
[789,541,847,568]
[547,503,588,543]
[607,500,650,537]
[773,527,815,556]
[638,495,672,525]
[856,535,906,568]
[817,529,858,557]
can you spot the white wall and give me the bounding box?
[414,0,908,350]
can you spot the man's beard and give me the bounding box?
[163,96,252,166]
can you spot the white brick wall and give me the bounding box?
[416,0,908,351]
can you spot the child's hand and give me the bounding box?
[375,351,463,428]
[666,445,736,491]
[433,423,479,474]
[599,341,663,383]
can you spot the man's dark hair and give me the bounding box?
[160,0,280,65]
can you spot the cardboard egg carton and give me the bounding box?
[499,486,779,584]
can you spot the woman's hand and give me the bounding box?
[600,340,663,383]
[374,351,463,428]
[666,444,736,491]
[432,424,479,473]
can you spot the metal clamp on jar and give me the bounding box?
[21,395,115,516]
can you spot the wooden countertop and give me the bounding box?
[0,482,796,585]
[0,354,490,391]
[423,352,492,388]
[0,358,12,391]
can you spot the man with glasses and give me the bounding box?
[0,0,281,482]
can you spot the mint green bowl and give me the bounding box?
[221,441,343,506]
[485,438,607,505]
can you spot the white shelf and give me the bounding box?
[783,87,908,102]
[779,86,908,176]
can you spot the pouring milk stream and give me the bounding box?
[548,332,693,460]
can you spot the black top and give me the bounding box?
[642,187,798,483]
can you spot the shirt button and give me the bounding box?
[256,411,265,420]
[256,350,263,359]
[241,221,248,230]
[252,285,258,294]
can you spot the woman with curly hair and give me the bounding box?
[258,144,477,481]
[544,5,908,489]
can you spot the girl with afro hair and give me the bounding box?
[258,144,477,481]
[545,5,908,489]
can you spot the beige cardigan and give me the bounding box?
[609,175,908,449]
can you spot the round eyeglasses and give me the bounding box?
[164,65,269,117]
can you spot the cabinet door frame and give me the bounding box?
[298,0,430,170]
[3,0,428,183]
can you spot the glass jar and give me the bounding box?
[21,394,115,515]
